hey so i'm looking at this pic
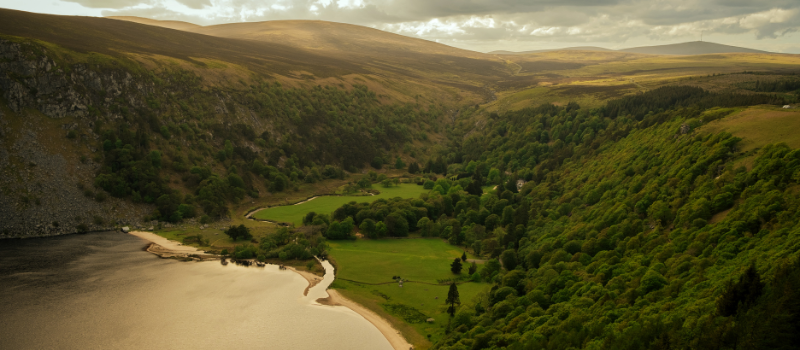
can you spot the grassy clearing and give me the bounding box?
[253,183,429,225]
[329,238,475,283]
[155,224,276,249]
[701,106,800,152]
[328,238,488,349]
[334,280,487,349]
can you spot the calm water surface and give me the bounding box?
[0,232,391,350]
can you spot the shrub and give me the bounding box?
[224,224,252,241]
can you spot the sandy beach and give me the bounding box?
[128,231,218,260]
[286,266,323,296]
[128,230,412,350]
[318,290,413,350]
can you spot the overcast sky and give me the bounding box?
[2,0,799,53]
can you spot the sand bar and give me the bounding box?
[128,231,204,254]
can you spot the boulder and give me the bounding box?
[121,226,130,233]
[426,318,435,323]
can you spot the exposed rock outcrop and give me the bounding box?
[0,39,152,238]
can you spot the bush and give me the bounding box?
[382,303,428,323]
[225,224,253,241]
[371,156,383,169]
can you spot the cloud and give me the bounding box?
[174,0,211,10]
[72,0,800,51]
[63,0,154,9]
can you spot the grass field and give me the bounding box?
[328,238,488,349]
[329,238,473,283]
[701,105,800,169]
[253,183,430,225]
[702,106,800,152]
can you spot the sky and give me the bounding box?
[2,0,799,53]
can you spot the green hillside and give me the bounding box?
[317,87,800,349]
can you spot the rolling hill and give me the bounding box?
[493,41,770,55]
[620,41,770,55]
[105,16,509,102]
[490,46,612,54]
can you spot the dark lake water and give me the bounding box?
[0,232,391,349]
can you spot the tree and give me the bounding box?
[395,157,406,169]
[326,217,355,240]
[357,177,372,189]
[466,171,484,196]
[359,218,377,239]
[385,212,409,237]
[371,156,383,169]
[500,249,517,270]
[718,264,764,317]
[461,251,467,262]
[225,224,252,241]
[450,257,463,274]
[468,261,478,275]
[446,282,461,317]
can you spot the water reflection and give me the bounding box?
[0,232,391,350]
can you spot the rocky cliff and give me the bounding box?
[0,39,152,238]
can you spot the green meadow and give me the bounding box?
[329,238,472,283]
[328,238,489,348]
[253,183,430,225]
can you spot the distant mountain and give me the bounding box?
[106,16,201,32]
[493,41,770,55]
[490,46,611,55]
[109,16,491,60]
[619,41,769,55]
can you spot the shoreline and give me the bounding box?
[318,289,413,350]
[129,231,219,260]
[286,266,323,296]
[128,230,412,350]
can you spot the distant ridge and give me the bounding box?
[619,41,769,55]
[106,16,201,32]
[493,41,770,55]
[490,46,611,55]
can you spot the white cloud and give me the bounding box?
[740,8,798,29]
[0,0,798,52]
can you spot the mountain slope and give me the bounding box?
[105,16,202,32]
[106,16,509,97]
[0,10,473,237]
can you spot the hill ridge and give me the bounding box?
[492,40,770,55]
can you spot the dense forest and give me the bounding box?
[89,64,443,222]
[316,87,800,349]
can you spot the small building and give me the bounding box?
[784,105,792,109]
[121,226,130,233]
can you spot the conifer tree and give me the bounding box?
[446,282,460,318]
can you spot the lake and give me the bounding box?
[0,232,392,350]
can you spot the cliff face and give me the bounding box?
[0,39,152,238]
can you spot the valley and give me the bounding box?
[1,7,800,350]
